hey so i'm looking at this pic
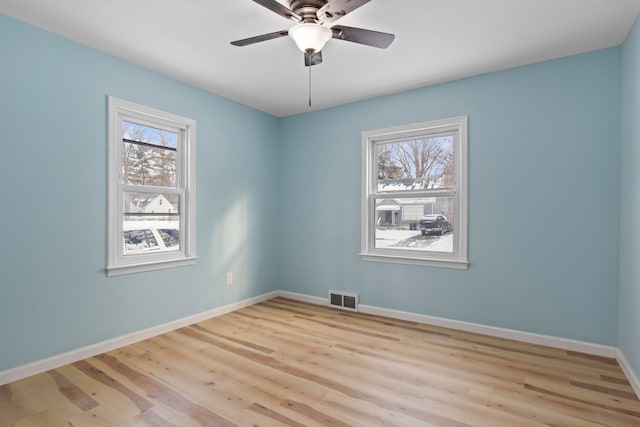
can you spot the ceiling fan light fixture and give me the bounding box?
[289,23,332,53]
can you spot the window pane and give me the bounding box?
[123,191,180,255]
[377,135,454,192]
[375,197,454,253]
[122,121,177,187]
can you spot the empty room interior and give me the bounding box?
[2,0,640,425]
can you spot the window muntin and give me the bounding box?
[107,97,196,276]
[361,117,468,268]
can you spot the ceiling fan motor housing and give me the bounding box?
[290,0,328,22]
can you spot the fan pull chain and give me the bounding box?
[308,65,312,108]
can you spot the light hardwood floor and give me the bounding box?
[1,297,639,426]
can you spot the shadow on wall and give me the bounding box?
[209,193,254,297]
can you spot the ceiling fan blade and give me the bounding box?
[331,25,395,49]
[318,0,371,23]
[304,50,323,66]
[251,0,301,21]
[231,30,289,47]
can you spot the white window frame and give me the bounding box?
[360,116,468,269]
[106,96,197,276]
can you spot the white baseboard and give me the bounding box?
[0,291,279,386]
[277,290,326,306]
[617,349,640,399]
[360,304,618,358]
[278,291,618,358]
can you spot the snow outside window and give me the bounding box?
[107,97,197,276]
[361,116,468,269]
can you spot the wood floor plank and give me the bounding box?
[244,402,307,427]
[519,385,640,427]
[46,369,99,412]
[3,297,640,426]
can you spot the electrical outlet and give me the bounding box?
[226,272,233,286]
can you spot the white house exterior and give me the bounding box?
[376,198,437,226]
[376,177,451,227]
[130,194,177,214]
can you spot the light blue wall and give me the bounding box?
[620,17,640,379]
[0,15,280,372]
[279,48,622,346]
[0,12,630,375]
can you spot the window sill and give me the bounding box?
[360,253,468,269]
[106,256,198,277]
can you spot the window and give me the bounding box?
[107,97,196,276]
[361,116,468,268]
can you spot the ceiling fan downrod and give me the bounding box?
[308,65,312,108]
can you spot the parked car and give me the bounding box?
[420,214,451,236]
[123,223,179,254]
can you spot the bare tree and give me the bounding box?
[121,123,176,187]
[377,149,403,179]
[379,137,453,188]
[122,123,148,185]
[156,130,176,187]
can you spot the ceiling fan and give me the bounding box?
[231,0,395,67]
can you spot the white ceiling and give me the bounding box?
[2,0,640,117]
